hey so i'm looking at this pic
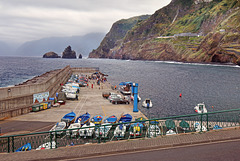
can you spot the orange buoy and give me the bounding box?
[179,93,182,97]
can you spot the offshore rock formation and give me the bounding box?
[43,52,60,58]
[89,0,240,65]
[62,46,76,59]
[79,54,82,59]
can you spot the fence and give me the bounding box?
[1,108,240,153]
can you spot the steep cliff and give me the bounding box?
[89,0,240,65]
[89,15,150,58]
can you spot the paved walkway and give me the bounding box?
[1,127,240,161]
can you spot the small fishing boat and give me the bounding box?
[75,112,91,126]
[95,123,112,138]
[194,122,207,132]
[119,114,132,127]
[129,123,144,137]
[114,123,127,139]
[119,114,132,123]
[50,122,67,135]
[104,115,117,124]
[79,122,95,138]
[194,103,207,114]
[91,115,103,125]
[16,143,31,152]
[66,122,81,137]
[61,111,76,127]
[36,141,56,150]
[142,98,153,108]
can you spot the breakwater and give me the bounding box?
[0,66,99,119]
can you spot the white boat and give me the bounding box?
[79,122,95,138]
[49,122,66,135]
[65,92,78,100]
[95,123,112,138]
[194,103,207,113]
[66,122,81,137]
[166,129,177,135]
[194,122,207,132]
[148,124,161,137]
[142,98,153,108]
[36,141,56,150]
[120,86,131,95]
[114,124,126,139]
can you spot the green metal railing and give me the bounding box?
[1,108,240,153]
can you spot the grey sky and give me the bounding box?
[0,0,171,44]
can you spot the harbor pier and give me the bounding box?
[0,66,146,135]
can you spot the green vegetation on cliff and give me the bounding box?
[89,0,240,65]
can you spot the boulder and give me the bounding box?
[62,46,76,59]
[43,52,60,58]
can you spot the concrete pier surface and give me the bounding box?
[0,73,146,135]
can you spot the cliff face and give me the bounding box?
[89,15,150,58]
[89,0,240,65]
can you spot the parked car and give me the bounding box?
[108,94,122,102]
[112,98,129,104]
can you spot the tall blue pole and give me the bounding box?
[133,83,138,112]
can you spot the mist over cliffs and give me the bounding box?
[89,0,240,65]
[16,33,105,57]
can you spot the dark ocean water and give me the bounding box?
[1,56,240,118]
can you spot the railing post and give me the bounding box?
[50,132,52,149]
[104,125,106,143]
[206,113,209,131]
[98,125,100,143]
[11,136,14,152]
[200,113,203,132]
[55,131,57,149]
[148,120,150,138]
[7,137,10,153]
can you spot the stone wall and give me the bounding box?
[0,66,99,119]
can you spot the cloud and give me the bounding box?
[0,0,171,44]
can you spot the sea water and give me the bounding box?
[1,56,240,117]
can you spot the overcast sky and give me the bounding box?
[0,0,171,45]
